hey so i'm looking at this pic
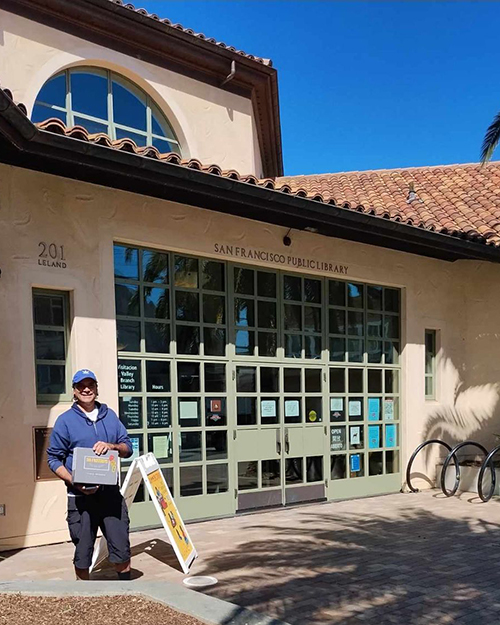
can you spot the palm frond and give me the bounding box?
[480,110,500,164]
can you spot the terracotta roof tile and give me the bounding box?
[278,165,500,247]
[108,0,272,66]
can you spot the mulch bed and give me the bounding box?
[0,594,208,625]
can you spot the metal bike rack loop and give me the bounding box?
[477,444,500,502]
[406,439,458,493]
[440,441,490,497]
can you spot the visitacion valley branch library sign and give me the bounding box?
[213,244,348,275]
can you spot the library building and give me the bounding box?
[1,0,500,550]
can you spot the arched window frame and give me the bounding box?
[32,67,181,155]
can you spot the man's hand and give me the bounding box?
[93,441,115,455]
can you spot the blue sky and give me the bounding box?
[140,1,500,176]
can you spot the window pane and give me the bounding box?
[329,368,345,393]
[305,335,322,359]
[367,314,382,338]
[149,433,173,462]
[348,338,363,362]
[348,311,364,336]
[305,307,321,333]
[237,397,256,426]
[176,291,199,322]
[257,272,276,298]
[235,299,254,326]
[286,458,303,484]
[142,250,169,284]
[329,337,345,362]
[152,108,171,137]
[369,451,383,475]
[258,332,277,357]
[114,245,138,280]
[36,73,66,107]
[146,397,171,428]
[36,364,65,396]
[152,137,178,154]
[349,453,365,477]
[348,369,363,393]
[347,283,364,308]
[207,464,228,494]
[34,294,64,326]
[204,328,226,356]
[145,322,170,353]
[144,287,169,319]
[261,367,279,393]
[367,285,383,310]
[203,295,225,324]
[112,80,147,131]
[116,320,140,352]
[425,376,434,397]
[115,127,147,146]
[205,363,226,392]
[238,461,258,490]
[305,369,321,393]
[367,340,383,363]
[306,397,322,423]
[177,362,200,392]
[179,432,201,463]
[180,466,203,497]
[205,397,226,426]
[284,397,301,423]
[386,450,400,474]
[262,460,280,487]
[202,261,225,292]
[329,280,346,306]
[368,369,382,393]
[306,456,323,482]
[31,104,66,124]
[71,71,108,119]
[178,398,200,427]
[146,360,170,392]
[285,334,302,358]
[329,309,346,335]
[385,370,399,394]
[304,279,321,303]
[331,454,346,480]
[235,330,254,355]
[283,275,301,301]
[384,315,399,339]
[119,396,143,429]
[237,367,256,392]
[35,330,65,360]
[384,289,400,313]
[174,256,198,288]
[206,431,227,460]
[258,301,276,329]
[115,283,140,317]
[284,304,301,330]
[284,368,301,392]
[234,267,254,295]
[161,467,174,494]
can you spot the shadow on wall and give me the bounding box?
[422,354,500,467]
[197,506,500,625]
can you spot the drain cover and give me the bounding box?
[183,575,218,588]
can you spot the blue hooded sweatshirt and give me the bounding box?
[47,402,132,493]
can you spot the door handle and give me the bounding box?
[276,440,282,454]
[285,428,290,454]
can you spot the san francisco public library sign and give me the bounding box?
[214,244,348,275]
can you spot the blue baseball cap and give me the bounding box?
[72,369,98,385]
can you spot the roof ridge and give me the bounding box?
[279,161,500,179]
[108,0,272,66]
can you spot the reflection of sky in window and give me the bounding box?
[71,72,108,119]
[113,80,147,131]
[37,74,66,107]
[114,245,138,279]
[348,283,361,299]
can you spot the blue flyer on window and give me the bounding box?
[368,398,380,421]
[385,424,396,448]
[350,454,360,472]
[368,425,380,449]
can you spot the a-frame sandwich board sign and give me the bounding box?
[91,452,197,574]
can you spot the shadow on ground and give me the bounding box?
[198,503,500,625]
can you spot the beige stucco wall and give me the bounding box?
[1,163,500,550]
[0,9,264,176]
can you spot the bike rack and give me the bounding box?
[406,439,459,493]
[441,441,491,497]
[477,445,500,502]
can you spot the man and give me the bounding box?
[47,369,133,580]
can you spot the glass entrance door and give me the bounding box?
[235,364,328,511]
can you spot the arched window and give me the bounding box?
[32,68,181,154]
